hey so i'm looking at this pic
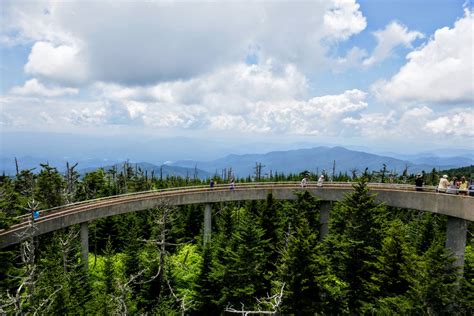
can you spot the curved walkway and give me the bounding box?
[1,182,473,248]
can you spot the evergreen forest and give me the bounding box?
[0,163,473,314]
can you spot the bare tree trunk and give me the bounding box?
[14,157,19,176]
[332,160,336,182]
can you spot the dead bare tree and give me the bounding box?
[254,162,265,181]
[58,227,80,274]
[224,282,285,315]
[14,157,19,176]
[107,202,186,315]
[350,168,358,181]
[166,278,194,315]
[0,200,62,315]
[109,269,148,316]
[64,162,79,204]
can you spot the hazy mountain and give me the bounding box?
[0,157,211,179]
[0,156,121,176]
[171,146,469,177]
[379,149,474,161]
[2,141,472,178]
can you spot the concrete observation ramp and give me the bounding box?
[1,182,473,249]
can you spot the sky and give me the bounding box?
[0,0,473,156]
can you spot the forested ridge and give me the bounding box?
[0,163,473,314]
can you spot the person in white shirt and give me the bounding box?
[437,175,450,192]
[300,177,308,188]
[317,175,325,187]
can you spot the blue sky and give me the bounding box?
[0,0,472,155]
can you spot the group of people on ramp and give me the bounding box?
[437,174,472,195]
[300,175,325,188]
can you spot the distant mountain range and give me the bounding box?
[1,146,473,178]
[170,146,474,177]
[0,157,211,179]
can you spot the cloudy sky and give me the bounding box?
[0,0,473,154]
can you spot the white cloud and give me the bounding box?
[3,0,366,85]
[372,9,474,104]
[96,61,309,106]
[124,101,148,120]
[363,21,423,66]
[424,109,474,137]
[92,62,368,135]
[0,0,74,46]
[342,111,396,138]
[25,41,89,84]
[11,78,78,97]
[333,47,368,71]
[2,76,472,143]
[341,105,474,140]
[67,107,108,126]
[323,0,367,40]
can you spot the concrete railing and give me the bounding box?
[1,182,473,248]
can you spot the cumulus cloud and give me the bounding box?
[10,78,78,97]
[341,105,474,140]
[25,42,89,84]
[333,47,368,71]
[342,112,396,138]
[1,62,368,135]
[424,109,474,137]
[372,9,474,104]
[323,0,367,40]
[2,0,366,85]
[0,0,74,46]
[95,61,309,106]
[363,21,423,66]
[67,107,108,126]
[91,62,368,135]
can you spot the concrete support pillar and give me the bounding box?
[445,216,467,272]
[80,222,89,270]
[319,201,331,241]
[204,204,212,246]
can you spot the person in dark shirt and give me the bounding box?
[415,174,424,191]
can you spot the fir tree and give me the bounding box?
[278,216,320,314]
[195,243,222,314]
[410,237,460,314]
[220,208,267,309]
[325,180,387,312]
[260,194,281,286]
[35,164,64,208]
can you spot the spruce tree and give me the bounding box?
[35,164,64,208]
[458,243,474,313]
[409,237,460,314]
[260,193,281,287]
[220,207,267,309]
[278,216,320,314]
[195,243,222,314]
[367,219,418,313]
[325,180,387,312]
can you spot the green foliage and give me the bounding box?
[220,207,268,308]
[168,244,202,309]
[459,243,474,313]
[35,164,64,208]
[325,180,387,312]
[373,219,416,297]
[0,180,24,229]
[278,216,320,313]
[410,238,460,314]
[79,169,107,199]
[1,169,471,315]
